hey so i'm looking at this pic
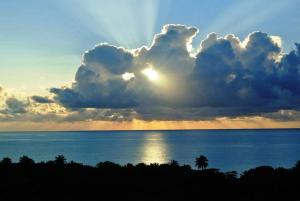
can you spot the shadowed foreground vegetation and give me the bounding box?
[0,155,300,201]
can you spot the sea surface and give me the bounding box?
[0,129,300,172]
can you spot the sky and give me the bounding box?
[0,0,300,131]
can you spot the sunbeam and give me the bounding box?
[64,0,160,48]
[202,0,290,36]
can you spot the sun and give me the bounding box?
[142,67,159,81]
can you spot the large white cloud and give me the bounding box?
[17,24,300,121]
[50,24,199,109]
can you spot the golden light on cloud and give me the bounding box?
[270,35,282,48]
[142,67,159,81]
[122,72,135,81]
[1,117,300,132]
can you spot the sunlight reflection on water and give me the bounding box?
[141,132,169,164]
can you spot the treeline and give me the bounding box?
[0,155,299,201]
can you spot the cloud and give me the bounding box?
[0,85,8,99]
[192,31,282,109]
[0,86,31,117]
[0,86,64,122]
[2,98,28,114]
[28,24,300,121]
[31,96,54,103]
[138,24,198,74]
[262,109,300,121]
[50,43,138,109]
[51,24,199,110]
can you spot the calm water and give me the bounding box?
[0,129,300,172]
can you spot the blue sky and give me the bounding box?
[1,0,299,94]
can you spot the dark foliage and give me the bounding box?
[0,156,299,201]
[195,155,208,170]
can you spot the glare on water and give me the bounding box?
[140,132,169,164]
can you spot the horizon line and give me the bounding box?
[1,127,300,133]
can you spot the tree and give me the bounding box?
[0,157,12,167]
[169,160,179,167]
[19,156,35,166]
[195,155,208,170]
[96,161,121,169]
[294,160,300,171]
[55,155,67,166]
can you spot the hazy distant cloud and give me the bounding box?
[0,85,7,99]
[262,109,300,121]
[34,24,300,121]
[0,86,30,117]
[2,98,28,114]
[0,88,62,122]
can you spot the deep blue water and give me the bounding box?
[0,129,300,172]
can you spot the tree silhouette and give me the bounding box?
[0,154,299,201]
[96,161,121,169]
[19,155,35,166]
[195,155,208,170]
[55,155,67,166]
[169,160,179,167]
[0,157,12,167]
[295,160,300,169]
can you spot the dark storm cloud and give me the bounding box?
[192,32,283,109]
[50,80,138,109]
[276,43,300,95]
[191,32,300,116]
[31,96,54,103]
[48,24,300,121]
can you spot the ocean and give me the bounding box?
[0,129,300,172]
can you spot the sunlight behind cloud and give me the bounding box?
[142,67,159,82]
[122,72,135,81]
